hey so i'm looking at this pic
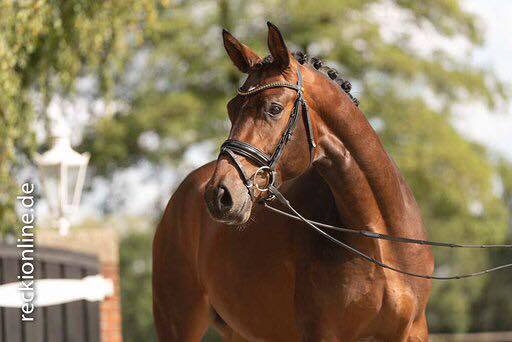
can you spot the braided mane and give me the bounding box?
[293,51,359,106]
[255,53,359,106]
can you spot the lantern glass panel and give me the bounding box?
[65,164,80,207]
[41,164,60,215]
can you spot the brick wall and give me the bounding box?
[38,228,123,342]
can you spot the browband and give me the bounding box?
[237,82,299,96]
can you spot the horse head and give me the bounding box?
[205,22,358,225]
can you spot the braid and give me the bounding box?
[294,51,307,65]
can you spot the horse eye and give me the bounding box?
[268,103,283,116]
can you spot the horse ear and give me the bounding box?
[222,29,262,73]
[267,22,290,69]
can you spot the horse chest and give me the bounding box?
[199,221,299,340]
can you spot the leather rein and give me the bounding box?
[219,66,512,280]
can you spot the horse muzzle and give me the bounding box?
[204,179,253,225]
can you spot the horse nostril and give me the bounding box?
[217,185,233,211]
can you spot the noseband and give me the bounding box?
[220,67,315,197]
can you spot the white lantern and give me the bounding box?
[35,122,90,235]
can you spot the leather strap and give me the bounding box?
[221,140,271,166]
[268,93,303,169]
[222,148,253,187]
[301,102,316,164]
[238,82,299,96]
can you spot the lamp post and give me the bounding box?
[35,121,90,235]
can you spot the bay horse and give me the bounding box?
[153,22,433,341]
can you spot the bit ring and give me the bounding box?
[252,166,275,192]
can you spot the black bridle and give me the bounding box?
[217,65,512,280]
[220,67,315,196]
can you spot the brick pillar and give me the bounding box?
[38,228,123,342]
[100,262,123,342]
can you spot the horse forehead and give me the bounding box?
[242,67,285,89]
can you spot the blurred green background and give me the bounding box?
[1,0,511,340]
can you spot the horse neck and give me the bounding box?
[309,76,417,233]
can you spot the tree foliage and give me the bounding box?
[119,228,156,342]
[81,0,506,175]
[469,161,512,332]
[0,0,162,233]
